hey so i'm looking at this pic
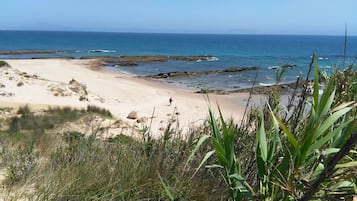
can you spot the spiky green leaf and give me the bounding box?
[158,173,175,201]
[192,150,215,178]
[186,134,210,165]
[258,114,268,162]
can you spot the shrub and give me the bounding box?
[86,105,112,118]
[0,60,9,67]
[5,144,38,186]
[195,54,357,200]
[9,106,86,132]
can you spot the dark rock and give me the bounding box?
[117,62,138,67]
[195,89,229,95]
[281,64,297,68]
[80,55,170,63]
[171,55,215,61]
[147,66,259,79]
[127,111,138,120]
[79,95,88,101]
[17,81,24,87]
[269,64,297,69]
[137,117,148,123]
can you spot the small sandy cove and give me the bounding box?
[0,59,249,137]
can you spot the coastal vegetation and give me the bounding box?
[194,55,357,200]
[0,60,9,68]
[0,55,356,200]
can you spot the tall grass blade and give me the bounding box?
[274,114,298,150]
[192,150,215,178]
[212,138,228,165]
[311,107,352,142]
[257,114,268,162]
[158,173,175,201]
[313,54,320,111]
[186,134,210,165]
[335,161,357,168]
[318,86,335,117]
[309,119,353,151]
[209,108,222,142]
[229,173,254,199]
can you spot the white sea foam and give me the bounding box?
[207,56,219,61]
[196,56,218,62]
[310,56,328,60]
[268,66,279,70]
[259,82,274,86]
[88,49,117,53]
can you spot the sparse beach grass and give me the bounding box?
[0,105,229,200]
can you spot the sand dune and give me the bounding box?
[1,59,248,137]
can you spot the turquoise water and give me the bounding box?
[0,31,356,90]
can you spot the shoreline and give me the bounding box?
[1,53,302,93]
[0,59,251,137]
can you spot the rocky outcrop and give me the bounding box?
[195,80,308,95]
[147,66,258,79]
[80,56,170,63]
[80,55,217,64]
[269,64,297,69]
[116,62,138,67]
[171,55,215,61]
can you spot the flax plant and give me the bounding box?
[193,54,357,200]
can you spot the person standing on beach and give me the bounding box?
[169,97,173,106]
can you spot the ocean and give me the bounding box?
[0,30,356,90]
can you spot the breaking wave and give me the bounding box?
[88,49,117,53]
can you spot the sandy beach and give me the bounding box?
[0,59,249,137]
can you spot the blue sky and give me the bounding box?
[1,0,356,35]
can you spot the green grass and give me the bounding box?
[8,105,113,132]
[194,54,357,200]
[0,106,226,200]
[0,60,9,67]
[86,105,113,118]
[9,106,86,132]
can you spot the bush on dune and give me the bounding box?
[0,60,10,67]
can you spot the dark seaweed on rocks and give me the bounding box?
[195,80,309,95]
[146,66,259,79]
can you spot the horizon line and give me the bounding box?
[0,28,355,37]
